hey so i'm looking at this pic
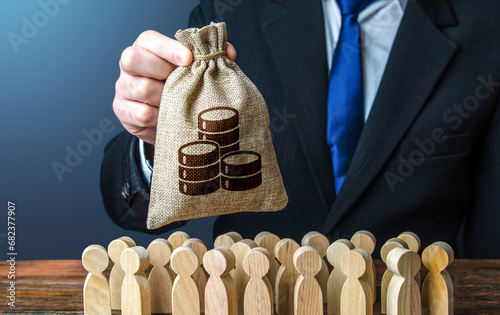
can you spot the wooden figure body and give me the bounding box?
[183,238,209,312]
[171,246,200,315]
[422,241,454,315]
[121,246,151,315]
[243,247,274,315]
[254,231,281,290]
[108,236,135,310]
[340,248,373,315]
[326,239,355,315]
[204,247,238,315]
[301,231,329,303]
[230,239,258,314]
[147,238,173,314]
[275,238,300,314]
[168,231,190,277]
[294,246,323,315]
[82,244,111,315]
[386,247,421,315]
[351,231,376,304]
[398,232,422,288]
[215,231,243,248]
[380,238,408,314]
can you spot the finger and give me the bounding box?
[130,127,157,145]
[133,30,192,67]
[120,46,175,81]
[226,43,237,61]
[113,99,159,129]
[116,75,164,107]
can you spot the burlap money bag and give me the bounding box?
[147,22,288,229]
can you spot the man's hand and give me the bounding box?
[113,30,237,144]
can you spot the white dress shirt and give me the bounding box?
[139,0,406,184]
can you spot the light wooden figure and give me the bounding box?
[275,238,300,315]
[294,246,323,315]
[386,247,421,315]
[340,248,373,315]
[397,232,422,288]
[121,246,151,315]
[243,247,274,315]
[254,231,281,290]
[422,241,454,315]
[147,238,173,314]
[171,246,200,315]
[380,238,409,314]
[230,239,258,314]
[183,238,209,313]
[326,239,355,315]
[351,230,376,304]
[168,231,190,277]
[204,247,238,315]
[82,244,111,315]
[108,236,135,310]
[215,231,243,248]
[301,231,329,303]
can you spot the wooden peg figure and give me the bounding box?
[254,231,281,290]
[82,244,111,315]
[422,242,454,315]
[326,239,355,315]
[121,246,151,315]
[203,247,238,315]
[397,232,422,288]
[183,238,209,312]
[275,238,300,315]
[340,248,373,315]
[230,239,258,314]
[380,238,409,314]
[301,231,330,303]
[243,247,274,315]
[168,231,190,277]
[171,246,200,315]
[386,247,421,315]
[108,236,136,310]
[294,246,324,315]
[215,231,243,248]
[351,231,376,304]
[147,238,173,314]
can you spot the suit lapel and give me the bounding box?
[321,0,458,235]
[262,0,335,212]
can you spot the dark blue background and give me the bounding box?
[0,0,220,260]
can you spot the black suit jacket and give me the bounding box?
[101,0,500,258]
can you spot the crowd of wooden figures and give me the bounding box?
[82,230,454,315]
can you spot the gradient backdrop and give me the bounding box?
[0,0,216,259]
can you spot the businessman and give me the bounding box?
[101,0,500,258]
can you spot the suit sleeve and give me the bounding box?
[100,131,187,234]
[465,97,500,258]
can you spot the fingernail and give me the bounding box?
[175,50,187,65]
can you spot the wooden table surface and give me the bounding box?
[0,259,499,314]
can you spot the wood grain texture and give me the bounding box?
[171,246,200,315]
[380,238,408,314]
[340,249,373,315]
[108,236,135,310]
[351,231,376,305]
[82,245,111,315]
[254,231,281,291]
[183,238,208,313]
[243,247,274,315]
[121,246,151,315]
[230,239,258,314]
[275,238,301,315]
[168,232,190,278]
[147,238,173,314]
[203,247,238,315]
[422,241,454,315]
[1,259,499,314]
[214,231,243,248]
[397,232,422,289]
[294,246,323,315]
[301,231,329,303]
[326,239,355,315]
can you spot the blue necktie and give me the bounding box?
[327,0,373,195]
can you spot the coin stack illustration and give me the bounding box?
[178,107,262,195]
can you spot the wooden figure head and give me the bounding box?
[82,244,109,276]
[351,231,376,254]
[326,239,355,268]
[108,237,136,263]
[121,246,149,275]
[204,247,236,277]
[294,246,323,277]
[381,238,408,264]
[275,238,300,266]
[147,238,173,267]
[171,246,199,277]
[301,232,329,258]
[387,247,421,278]
[397,232,421,253]
[243,247,271,279]
[340,249,372,279]
[422,241,454,273]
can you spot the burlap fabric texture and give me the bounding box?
[147,22,288,229]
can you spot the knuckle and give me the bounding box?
[112,100,124,118]
[136,79,154,100]
[136,106,154,126]
[120,46,138,71]
[137,30,156,45]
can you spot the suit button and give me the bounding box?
[121,182,130,201]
